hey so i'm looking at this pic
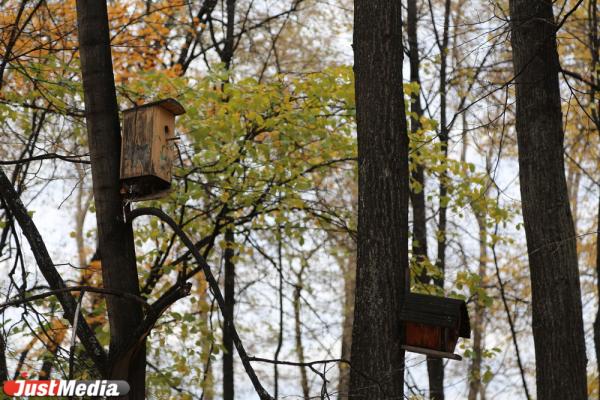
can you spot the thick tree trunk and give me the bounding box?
[349,1,408,398]
[223,228,235,400]
[509,1,588,399]
[75,1,145,398]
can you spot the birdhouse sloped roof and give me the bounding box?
[123,98,186,116]
[399,293,471,338]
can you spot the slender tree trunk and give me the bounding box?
[39,174,88,379]
[223,228,235,400]
[407,0,428,276]
[222,0,236,70]
[75,1,145,397]
[195,272,215,400]
[408,3,445,397]
[468,213,487,400]
[221,2,237,397]
[428,0,452,397]
[0,332,7,382]
[74,163,92,270]
[338,244,356,399]
[293,267,310,400]
[273,228,284,399]
[509,1,588,399]
[349,1,408,398]
[596,189,600,400]
[589,0,600,395]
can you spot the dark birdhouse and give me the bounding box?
[120,98,185,201]
[399,293,470,360]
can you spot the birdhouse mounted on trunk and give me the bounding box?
[120,98,185,201]
[400,293,470,360]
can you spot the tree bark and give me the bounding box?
[222,0,236,70]
[0,332,7,382]
[273,228,284,399]
[509,1,588,399]
[407,0,428,276]
[75,1,145,398]
[223,228,235,400]
[468,213,486,400]
[293,267,310,400]
[589,1,600,396]
[349,1,408,398]
[338,246,355,400]
[220,2,236,396]
[429,0,453,396]
[596,189,600,400]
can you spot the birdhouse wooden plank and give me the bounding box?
[399,293,470,360]
[120,98,185,201]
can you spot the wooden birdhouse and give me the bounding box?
[400,293,470,360]
[120,98,185,201]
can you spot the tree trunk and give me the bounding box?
[293,267,310,400]
[338,244,356,399]
[0,332,7,382]
[468,213,487,400]
[349,1,408,398]
[223,228,235,400]
[75,1,145,398]
[220,2,236,397]
[222,0,236,70]
[194,272,215,399]
[407,0,428,277]
[428,0,452,396]
[589,0,600,396]
[596,190,600,400]
[273,228,284,399]
[407,3,447,395]
[509,1,588,399]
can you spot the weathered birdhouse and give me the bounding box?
[120,98,185,201]
[400,293,470,360]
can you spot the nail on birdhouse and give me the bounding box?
[399,293,471,360]
[120,98,185,201]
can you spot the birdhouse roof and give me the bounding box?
[399,293,471,338]
[123,98,186,116]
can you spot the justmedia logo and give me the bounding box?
[3,375,130,397]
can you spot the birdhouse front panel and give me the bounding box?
[121,107,156,181]
[405,322,442,350]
